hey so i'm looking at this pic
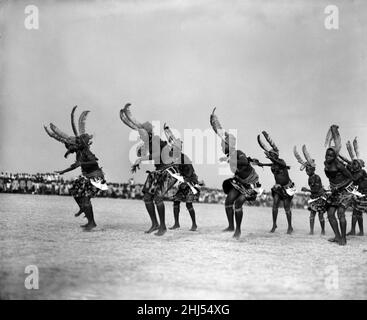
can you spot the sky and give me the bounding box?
[1,0,367,190]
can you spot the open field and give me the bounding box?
[1,193,367,300]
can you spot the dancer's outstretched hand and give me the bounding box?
[219,156,228,162]
[131,164,139,173]
[131,158,142,173]
[251,158,261,166]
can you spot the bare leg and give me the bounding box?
[318,211,326,235]
[223,205,234,231]
[233,208,243,239]
[347,210,357,236]
[79,196,90,227]
[357,211,364,236]
[186,202,197,231]
[309,210,316,235]
[143,193,159,233]
[223,189,239,232]
[270,194,281,232]
[233,195,246,239]
[169,201,180,229]
[74,196,84,217]
[82,197,97,231]
[283,197,293,234]
[337,207,347,245]
[154,198,167,236]
[327,207,341,243]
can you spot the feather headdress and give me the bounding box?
[324,125,341,154]
[44,106,93,156]
[210,108,236,149]
[343,137,365,167]
[293,145,316,171]
[257,131,279,156]
[119,103,153,157]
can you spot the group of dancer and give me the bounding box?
[44,105,367,245]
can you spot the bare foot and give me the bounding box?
[309,231,314,235]
[145,225,159,234]
[321,230,325,235]
[328,237,340,243]
[286,227,293,235]
[74,210,82,217]
[154,228,167,236]
[347,230,356,236]
[223,226,234,232]
[357,232,364,236]
[169,224,180,230]
[190,225,197,231]
[233,230,241,240]
[338,237,347,246]
[270,225,277,233]
[83,222,97,231]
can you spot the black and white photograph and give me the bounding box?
[1,0,367,302]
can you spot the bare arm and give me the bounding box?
[55,162,80,174]
[337,162,354,181]
[352,170,364,182]
[247,157,261,165]
[131,144,165,173]
[271,158,290,169]
[183,165,194,180]
[256,162,273,167]
[131,148,169,173]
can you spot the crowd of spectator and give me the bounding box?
[0,172,144,199]
[0,172,310,209]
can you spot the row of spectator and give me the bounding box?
[0,172,310,208]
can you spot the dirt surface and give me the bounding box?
[1,194,367,300]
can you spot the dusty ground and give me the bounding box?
[0,193,367,300]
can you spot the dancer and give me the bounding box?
[257,131,296,234]
[210,108,262,239]
[340,138,366,236]
[323,125,355,245]
[119,103,177,236]
[294,145,327,235]
[44,106,108,230]
[163,124,200,231]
